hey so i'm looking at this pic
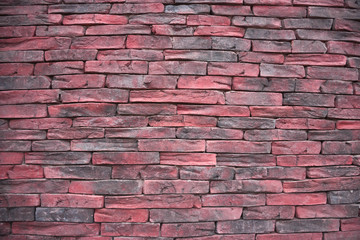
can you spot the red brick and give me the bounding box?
[165,4,210,14]
[0,63,33,76]
[63,14,128,25]
[102,223,160,237]
[73,116,147,127]
[309,130,357,140]
[111,3,163,13]
[36,26,84,37]
[177,76,230,90]
[296,205,358,218]
[236,166,305,180]
[12,222,100,236]
[294,0,344,6]
[337,120,360,129]
[139,139,204,152]
[272,141,321,155]
[0,130,45,140]
[0,14,62,26]
[25,152,91,165]
[107,74,175,89]
[0,223,11,237]
[257,233,322,240]
[117,104,176,115]
[283,177,360,192]
[41,194,103,208]
[349,57,360,67]
[0,104,47,118]
[0,194,39,207]
[276,118,335,130]
[253,41,291,53]
[85,61,147,74]
[217,220,275,234]
[152,24,194,35]
[177,105,249,117]
[208,63,259,77]
[106,127,175,139]
[345,0,360,8]
[284,93,335,107]
[278,155,353,167]
[98,49,162,61]
[86,25,151,35]
[62,89,128,103]
[0,90,59,105]
[276,219,339,233]
[93,152,159,165]
[160,153,216,165]
[244,130,306,141]
[52,74,105,89]
[0,76,50,90]
[0,141,31,151]
[226,92,282,106]
[0,26,35,38]
[211,180,282,193]
[203,194,265,207]
[250,106,328,118]
[35,61,84,75]
[162,222,214,237]
[176,127,242,139]
[325,231,360,240]
[32,140,70,151]
[292,40,327,53]
[10,118,72,130]
[207,141,271,154]
[260,64,305,78]
[328,109,360,119]
[245,0,291,4]
[48,128,104,139]
[327,41,360,56]
[341,218,360,231]
[70,180,142,195]
[0,179,69,193]
[309,6,360,19]
[144,180,209,194]
[322,141,360,154]
[176,0,243,2]
[0,37,70,51]
[49,4,110,13]
[253,6,306,17]
[336,95,360,108]
[243,206,294,219]
[187,15,230,26]
[195,26,245,37]
[0,152,23,165]
[295,79,353,94]
[267,193,327,205]
[113,165,178,180]
[71,36,125,49]
[129,13,186,25]
[233,78,294,92]
[35,207,94,223]
[49,103,116,117]
[105,194,201,209]
[72,139,137,151]
[283,19,333,29]
[334,19,360,32]
[173,36,212,49]
[212,37,251,51]
[95,209,148,222]
[238,52,284,64]
[7,165,43,179]
[245,29,295,40]
[297,29,360,42]
[212,5,252,15]
[149,115,216,127]
[285,54,346,66]
[180,166,235,180]
[149,61,207,75]
[45,49,96,61]
[0,50,43,62]
[233,17,281,29]
[127,35,171,49]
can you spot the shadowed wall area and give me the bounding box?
[0,0,359,239]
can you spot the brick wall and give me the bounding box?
[0,0,359,239]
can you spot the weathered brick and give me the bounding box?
[35,61,84,75]
[98,49,162,61]
[45,49,96,61]
[93,152,159,165]
[36,208,94,222]
[233,78,294,92]
[161,222,215,237]
[86,61,147,74]
[337,120,360,129]
[63,14,128,25]
[105,194,201,209]
[207,141,271,153]
[12,222,100,236]
[181,166,235,180]
[292,40,327,53]
[211,180,282,193]
[0,104,47,119]
[0,63,34,76]
[102,223,160,237]
[283,93,335,107]
[32,140,70,151]
[257,233,323,240]
[0,89,59,105]
[208,63,259,77]
[25,152,90,165]
[73,116,147,127]
[62,89,128,103]
[10,118,71,130]
[139,139,204,152]
[0,37,70,51]
[285,54,346,66]
[284,177,360,192]
[260,64,305,78]
[327,41,360,56]
[166,4,210,14]
[175,0,243,2]
[106,127,175,139]
[277,155,353,167]
[0,179,69,193]
[0,26,35,38]
[276,219,339,233]
[71,36,125,49]
[69,180,142,195]
[245,29,295,40]
[113,165,178,180]
[267,193,327,205]
[328,109,360,119]
[195,26,245,37]
[238,52,284,64]
[44,166,111,179]
[107,75,176,89]
[212,37,251,51]
[0,141,31,151]
[165,50,236,62]
[341,218,360,231]
[245,0,291,4]
[187,15,230,26]
[95,209,148,222]
[226,91,282,106]
[296,205,359,218]
[0,130,46,140]
[325,231,360,240]
[86,25,151,35]
[49,4,111,13]
[336,95,360,108]
[152,24,195,35]
[328,190,360,204]
[0,207,35,221]
[0,51,43,63]
[236,167,305,180]
[244,130,307,141]
[176,127,243,139]
[323,141,360,154]
[349,57,360,67]
[272,141,321,155]
[117,104,176,115]
[41,193,103,208]
[48,128,104,139]
[218,117,275,129]
[49,103,116,118]
[6,165,44,179]
[309,6,360,19]
[36,26,84,37]
[178,76,231,90]
[233,17,281,28]
[253,41,291,53]
[144,180,209,194]
[253,6,306,17]
[243,206,295,219]
[160,153,216,165]
[0,14,62,26]
[129,13,186,25]
[173,36,211,49]
[250,106,328,118]
[217,220,275,234]
[148,115,214,127]
[0,194,39,207]
[72,139,137,151]
[297,29,360,42]
[295,79,353,94]
[111,3,164,14]
[52,74,105,89]
[178,105,249,117]
[334,19,360,32]
[294,0,344,6]
[284,19,333,29]
[0,222,11,236]
[308,130,357,140]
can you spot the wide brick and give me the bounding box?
[238,52,284,64]
[144,180,209,194]
[226,91,282,106]
[276,219,339,233]
[218,117,275,129]
[32,140,70,151]
[111,3,164,14]
[45,49,96,61]
[244,130,307,141]
[283,93,335,107]
[93,152,159,165]
[0,76,50,90]
[6,165,43,179]
[86,25,151,35]
[44,166,111,179]
[325,232,360,240]
[218,220,275,234]
[164,50,236,62]
[49,4,110,13]
[260,64,305,78]
[69,180,142,195]
[102,223,160,237]
[195,26,245,37]
[176,127,243,139]
[0,37,70,51]
[0,51,43,63]
[0,63,33,76]
[0,207,35,221]
[297,29,360,42]
[208,63,259,77]
[107,75,176,89]
[106,127,175,139]
[0,89,59,105]
[71,36,126,49]
[52,74,105,89]
[276,118,335,130]
[178,76,231,90]
[0,26,35,38]
[49,103,116,117]
[161,222,214,237]
[149,61,207,75]
[277,155,353,167]
[292,40,327,53]
[0,179,69,193]
[160,153,216,165]
[328,109,360,119]
[294,0,344,6]
[152,24,194,35]
[212,37,251,51]
[95,209,148,222]
[173,36,212,49]
[257,233,322,240]
[113,165,178,180]
[233,17,281,28]
[0,130,46,140]
[12,222,100,236]
[285,54,346,66]
[283,177,360,192]
[0,141,31,151]
[180,166,235,180]
[253,41,291,53]
[322,141,360,154]
[336,95,360,108]
[0,104,47,118]
[308,130,357,140]
[207,141,271,153]
[178,105,249,117]
[25,152,91,165]
[211,180,282,193]
[63,14,128,25]
[334,19,360,32]
[295,79,353,94]
[341,218,360,231]
[250,106,328,118]
[296,205,359,218]
[284,19,333,29]
[41,194,101,209]
[243,206,295,219]
[327,41,360,56]
[71,139,137,151]
[236,167,305,180]
[129,13,186,25]
[117,104,176,115]
[267,193,327,205]
[309,6,360,19]
[337,120,360,129]
[139,139,204,152]
[36,26,84,37]
[0,14,62,26]
[166,4,210,14]
[62,89,128,103]
[245,29,295,40]
[35,61,84,75]
[36,208,94,222]
[0,194,39,207]
[98,49,162,61]
[105,194,201,209]
[127,35,171,49]
[253,6,306,17]
[187,15,230,26]
[73,116,147,127]
[328,190,360,204]
[272,141,321,155]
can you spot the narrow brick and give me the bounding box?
[208,62,259,77]
[276,219,339,233]
[233,77,294,92]
[202,194,265,207]
[292,40,327,53]
[69,180,142,195]
[41,194,103,208]
[267,193,327,205]
[226,91,282,106]
[0,37,70,51]
[95,209,148,222]
[160,153,216,165]
[161,222,215,237]
[107,75,176,89]
[86,25,151,35]
[217,220,275,234]
[93,152,159,165]
[129,13,186,25]
[165,4,210,14]
[49,4,111,14]
[253,41,291,53]
[144,180,209,194]
[48,103,116,117]
[0,104,47,118]
[35,62,84,75]
[63,14,128,25]
[36,208,94,222]
[71,139,137,151]
[178,105,249,116]
[98,49,163,61]
[26,152,91,165]
[254,6,306,17]
[0,51,43,63]
[52,74,105,89]
[45,49,97,61]
[260,64,305,78]
[111,3,164,14]
[207,141,271,153]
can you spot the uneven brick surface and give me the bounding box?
[0,0,359,239]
